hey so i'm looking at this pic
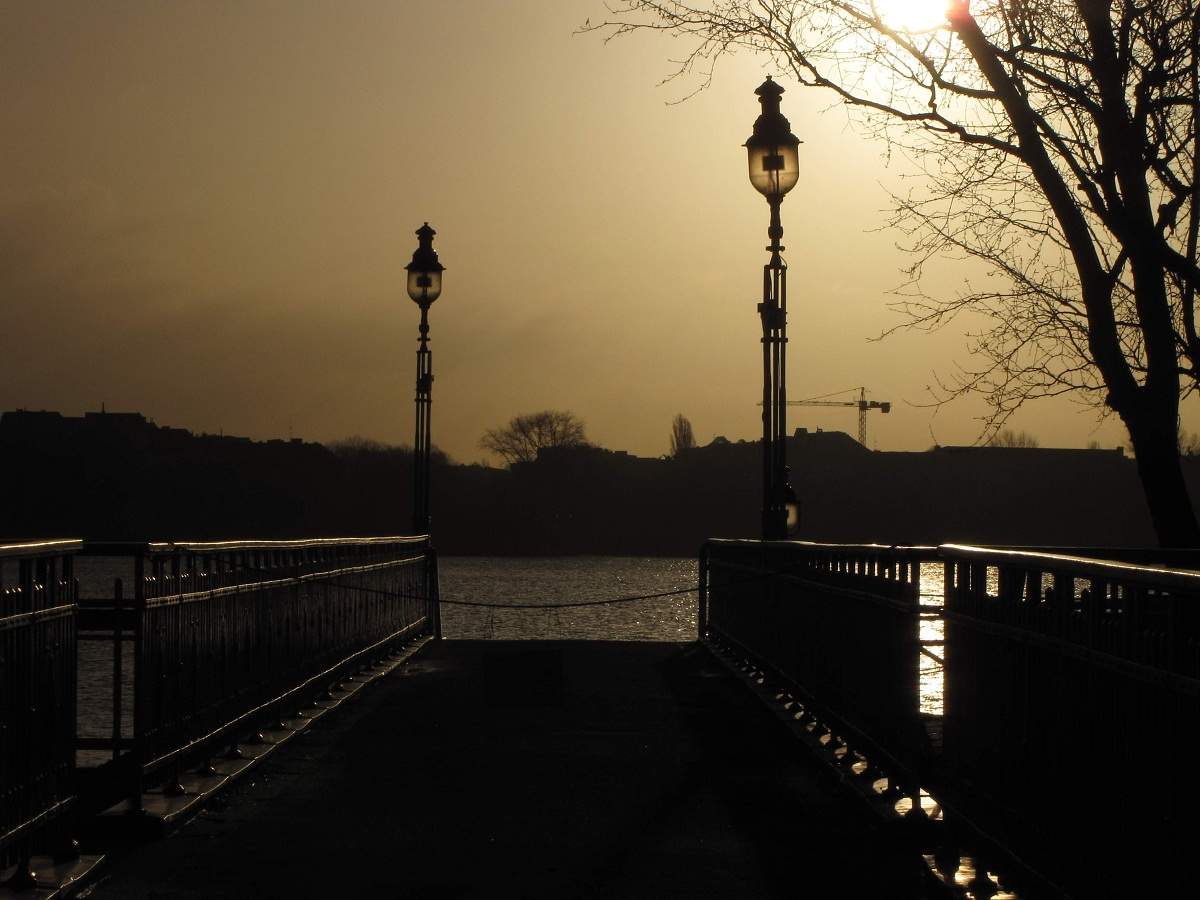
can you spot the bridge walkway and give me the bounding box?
[86,641,930,898]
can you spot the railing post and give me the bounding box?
[429,545,442,641]
[163,550,185,797]
[698,543,709,640]
[112,578,124,762]
[129,551,146,814]
[11,558,37,891]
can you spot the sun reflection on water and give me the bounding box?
[918,560,946,715]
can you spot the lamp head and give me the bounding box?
[405,222,444,307]
[744,77,801,200]
[784,483,800,536]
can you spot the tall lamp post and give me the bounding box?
[405,222,444,536]
[745,77,801,541]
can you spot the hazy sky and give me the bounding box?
[3,1,1186,462]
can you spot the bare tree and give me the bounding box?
[480,410,588,466]
[669,413,697,456]
[987,429,1040,448]
[586,1,1200,545]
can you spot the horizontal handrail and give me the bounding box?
[0,603,75,633]
[707,537,1200,582]
[706,537,938,555]
[0,538,82,559]
[941,542,1200,590]
[148,535,428,553]
[78,535,427,556]
[138,556,427,609]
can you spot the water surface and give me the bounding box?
[439,556,698,641]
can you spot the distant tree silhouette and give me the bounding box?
[987,429,1040,449]
[480,410,588,466]
[588,2,1200,545]
[327,436,399,457]
[669,414,696,457]
[326,436,450,466]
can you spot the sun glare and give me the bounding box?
[874,0,949,32]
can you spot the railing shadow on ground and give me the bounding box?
[1,535,439,890]
[700,538,1200,899]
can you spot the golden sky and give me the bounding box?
[2,1,1182,461]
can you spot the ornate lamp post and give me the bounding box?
[745,77,801,540]
[405,222,444,535]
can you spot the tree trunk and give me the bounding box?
[1127,419,1200,548]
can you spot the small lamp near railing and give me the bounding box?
[745,76,802,541]
[405,223,444,536]
[784,485,800,536]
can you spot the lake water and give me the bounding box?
[72,555,946,760]
[438,556,700,641]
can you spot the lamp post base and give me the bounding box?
[761,506,789,542]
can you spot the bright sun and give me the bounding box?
[874,0,949,32]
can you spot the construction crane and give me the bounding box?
[788,387,891,447]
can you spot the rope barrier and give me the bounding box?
[436,584,698,609]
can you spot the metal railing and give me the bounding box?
[702,538,1200,895]
[701,539,935,778]
[0,539,81,885]
[74,536,439,811]
[941,544,1200,895]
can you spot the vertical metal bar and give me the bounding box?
[112,578,124,761]
[413,304,434,537]
[429,545,442,640]
[760,261,773,539]
[167,550,184,793]
[424,343,434,536]
[130,551,146,812]
[62,553,78,861]
[698,543,709,640]
[775,251,788,521]
[19,556,35,880]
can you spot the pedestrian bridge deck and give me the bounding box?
[84,640,926,899]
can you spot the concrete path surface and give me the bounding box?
[85,640,933,898]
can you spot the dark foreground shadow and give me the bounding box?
[87,641,931,899]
